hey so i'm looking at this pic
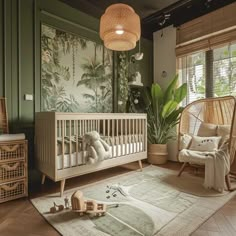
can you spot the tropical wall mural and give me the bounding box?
[41,24,113,112]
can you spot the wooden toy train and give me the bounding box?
[49,190,107,217]
[71,190,106,216]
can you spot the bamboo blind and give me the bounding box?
[176,2,236,57]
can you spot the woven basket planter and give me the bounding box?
[148,144,168,165]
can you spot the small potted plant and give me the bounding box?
[142,75,187,164]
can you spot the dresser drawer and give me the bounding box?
[0,140,27,162]
[0,161,26,183]
[0,179,27,203]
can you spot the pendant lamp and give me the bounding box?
[100,3,141,51]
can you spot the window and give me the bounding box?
[178,42,236,104]
[213,44,236,97]
[178,51,206,105]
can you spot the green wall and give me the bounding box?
[0,0,153,171]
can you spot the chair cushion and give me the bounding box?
[197,122,218,137]
[0,134,25,142]
[179,134,192,150]
[179,149,215,165]
[189,136,221,152]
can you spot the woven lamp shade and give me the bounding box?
[100,4,141,51]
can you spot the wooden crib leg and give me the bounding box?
[41,174,46,185]
[138,160,143,171]
[178,162,188,177]
[60,179,66,197]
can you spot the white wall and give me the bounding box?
[153,25,177,88]
[153,25,179,161]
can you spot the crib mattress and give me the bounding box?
[57,142,143,170]
[56,135,143,155]
[111,142,143,157]
[57,152,86,170]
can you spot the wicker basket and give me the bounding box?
[0,141,26,162]
[0,161,26,183]
[0,98,28,203]
[0,140,28,203]
[0,179,27,203]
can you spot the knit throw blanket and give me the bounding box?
[204,142,230,192]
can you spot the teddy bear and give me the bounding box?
[83,131,111,164]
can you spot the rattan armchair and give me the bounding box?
[177,96,236,191]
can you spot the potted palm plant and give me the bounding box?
[143,75,187,164]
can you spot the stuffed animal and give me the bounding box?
[83,131,111,164]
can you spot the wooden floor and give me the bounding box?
[1,161,236,236]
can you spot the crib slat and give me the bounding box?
[140,119,142,151]
[143,119,145,151]
[129,119,131,154]
[144,119,147,151]
[133,119,135,153]
[136,119,138,152]
[69,120,72,168]
[83,120,85,135]
[111,119,114,157]
[58,120,61,137]
[134,119,136,153]
[121,120,124,156]
[116,119,119,156]
[62,120,65,170]
[125,119,127,155]
[96,120,99,132]
[139,119,141,151]
[82,119,85,164]
[141,119,143,151]
[65,120,67,137]
[75,120,79,166]
[103,120,105,136]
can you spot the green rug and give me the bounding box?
[31,165,235,236]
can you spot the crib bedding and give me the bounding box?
[111,142,143,156]
[56,134,143,155]
[57,142,143,170]
[57,152,86,170]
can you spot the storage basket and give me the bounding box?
[0,141,27,162]
[0,179,27,203]
[0,161,26,183]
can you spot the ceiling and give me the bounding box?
[60,0,180,19]
[60,0,236,39]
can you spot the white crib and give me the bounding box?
[35,112,147,196]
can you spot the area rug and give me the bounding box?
[31,165,235,236]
